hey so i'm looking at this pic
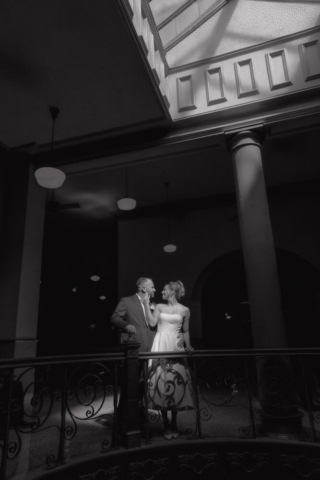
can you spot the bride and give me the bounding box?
[143,280,195,440]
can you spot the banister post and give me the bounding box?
[120,341,141,448]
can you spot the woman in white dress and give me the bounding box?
[143,281,195,440]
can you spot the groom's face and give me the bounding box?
[144,279,156,298]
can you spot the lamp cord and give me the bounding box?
[125,167,128,197]
[165,182,171,243]
[51,117,55,153]
[49,105,59,153]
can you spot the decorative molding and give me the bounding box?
[169,26,320,74]
[229,451,269,474]
[299,39,320,81]
[26,82,320,168]
[123,0,134,18]
[25,436,320,480]
[279,453,320,478]
[234,59,259,98]
[146,23,155,68]
[139,35,149,56]
[163,95,170,109]
[170,82,320,123]
[139,10,149,59]
[205,67,227,105]
[79,466,120,480]
[132,0,143,36]
[116,0,171,119]
[177,75,197,112]
[141,0,169,74]
[128,457,169,480]
[179,452,220,476]
[152,67,160,85]
[265,49,292,90]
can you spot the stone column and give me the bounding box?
[228,130,286,348]
[0,162,46,475]
[228,130,303,437]
[0,163,46,360]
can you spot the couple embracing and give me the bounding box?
[111,277,195,440]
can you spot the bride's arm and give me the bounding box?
[182,309,193,351]
[143,299,161,327]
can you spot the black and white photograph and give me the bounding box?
[0,1,320,479]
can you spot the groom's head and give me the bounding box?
[136,277,156,298]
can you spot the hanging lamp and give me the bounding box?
[163,182,177,253]
[34,107,66,189]
[117,167,136,210]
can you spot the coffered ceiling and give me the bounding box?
[1,0,320,227]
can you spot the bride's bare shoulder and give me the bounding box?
[157,303,167,310]
[178,304,190,315]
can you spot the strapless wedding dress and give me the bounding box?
[147,312,194,411]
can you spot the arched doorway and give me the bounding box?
[193,250,320,349]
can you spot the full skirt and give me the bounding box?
[147,332,195,411]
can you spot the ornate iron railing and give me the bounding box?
[0,353,122,479]
[1,347,320,478]
[140,348,320,444]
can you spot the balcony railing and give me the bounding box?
[1,347,320,478]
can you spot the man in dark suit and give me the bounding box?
[111,277,157,441]
[111,277,156,352]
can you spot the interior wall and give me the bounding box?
[118,191,320,342]
[37,218,118,355]
[0,170,4,237]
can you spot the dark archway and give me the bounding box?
[193,250,320,349]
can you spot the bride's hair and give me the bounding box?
[168,280,185,300]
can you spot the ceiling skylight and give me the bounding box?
[149,0,229,50]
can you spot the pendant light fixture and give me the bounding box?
[117,167,136,210]
[34,107,66,189]
[163,182,177,253]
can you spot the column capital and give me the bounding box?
[225,127,264,153]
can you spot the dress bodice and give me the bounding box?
[157,312,183,334]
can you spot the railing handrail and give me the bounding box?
[1,346,320,368]
[0,351,125,369]
[141,346,320,359]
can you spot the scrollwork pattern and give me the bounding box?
[128,457,169,480]
[0,360,117,475]
[146,357,197,437]
[280,453,320,478]
[179,452,219,480]
[79,466,120,480]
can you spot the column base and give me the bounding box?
[259,411,304,440]
[0,339,38,359]
[14,339,38,358]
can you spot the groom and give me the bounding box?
[111,277,157,352]
[111,277,157,442]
